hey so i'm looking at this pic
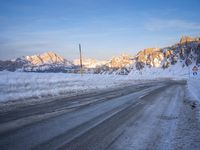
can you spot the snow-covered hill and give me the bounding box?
[114,36,200,77]
[133,36,200,70]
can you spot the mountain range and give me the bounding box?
[0,36,200,74]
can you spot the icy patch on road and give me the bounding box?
[0,71,134,103]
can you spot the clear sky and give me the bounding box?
[0,0,200,60]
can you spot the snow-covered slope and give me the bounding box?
[84,36,200,76]
[132,36,200,70]
[120,36,200,78]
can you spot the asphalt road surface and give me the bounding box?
[0,79,200,150]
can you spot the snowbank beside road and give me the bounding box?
[186,78,200,121]
[0,71,132,103]
[187,78,200,102]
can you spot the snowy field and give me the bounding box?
[0,71,134,103]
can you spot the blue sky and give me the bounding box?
[0,0,200,60]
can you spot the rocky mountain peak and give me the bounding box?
[108,54,133,68]
[25,52,65,65]
[180,36,200,44]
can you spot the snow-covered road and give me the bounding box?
[0,79,199,150]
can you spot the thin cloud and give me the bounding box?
[146,18,200,31]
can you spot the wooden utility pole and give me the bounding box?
[79,44,83,75]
